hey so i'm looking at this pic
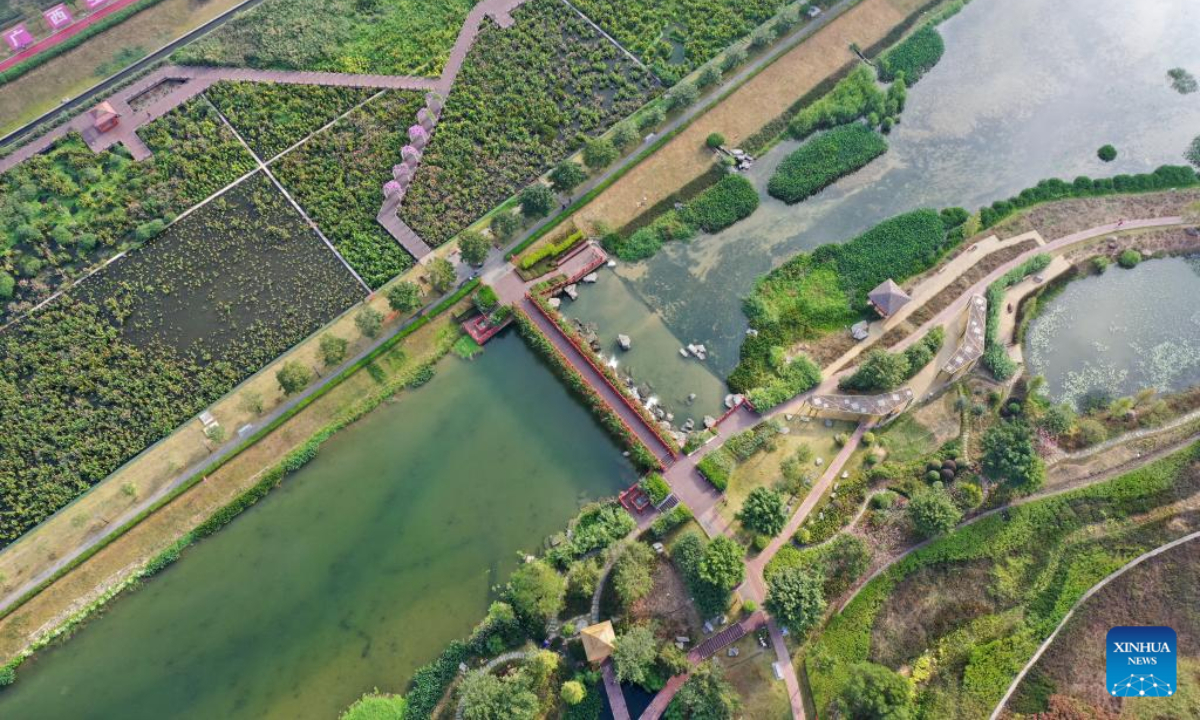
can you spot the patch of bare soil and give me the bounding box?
[1011,538,1200,714]
[868,560,999,669]
[631,558,703,639]
[994,189,1200,242]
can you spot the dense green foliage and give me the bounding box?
[696,449,734,491]
[400,0,658,246]
[613,625,658,686]
[0,101,255,319]
[765,565,826,633]
[546,502,636,567]
[206,82,374,158]
[981,419,1045,492]
[768,123,888,204]
[0,175,362,546]
[519,230,584,271]
[505,559,566,633]
[978,165,1199,229]
[274,91,426,286]
[837,663,914,720]
[738,487,788,536]
[907,487,962,538]
[340,692,408,720]
[732,209,957,405]
[877,24,944,83]
[549,161,587,193]
[838,327,944,393]
[807,443,1200,719]
[570,0,801,84]
[788,66,896,141]
[613,542,656,608]
[642,473,671,504]
[607,173,758,261]
[700,535,746,590]
[664,661,741,719]
[175,0,474,76]
[386,281,424,312]
[679,174,759,232]
[650,503,693,538]
[767,534,870,600]
[1097,144,1117,162]
[671,531,734,617]
[980,254,1050,379]
[1117,248,1142,269]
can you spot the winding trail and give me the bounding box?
[989,531,1200,719]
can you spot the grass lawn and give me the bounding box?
[877,414,939,464]
[714,634,791,719]
[718,417,852,532]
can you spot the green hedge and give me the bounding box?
[679,174,760,232]
[520,230,584,270]
[876,24,944,83]
[978,166,1199,229]
[767,123,887,204]
[980,254,1050,380]
[697,449,735,491]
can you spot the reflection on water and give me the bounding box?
[1025,256,1200,408]
[606,0,1200,377]
[0,334,634,720]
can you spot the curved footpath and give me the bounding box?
[990,531,1200,719]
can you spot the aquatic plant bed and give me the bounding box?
[399,0,659,247]
[730,209,960,405]
[875,23,943,83]
[173,0,475,76]
[273,91,425,287]
[205,82,376,159]
[0,173,364,548]
[0,99,255,321]
[767,123,887,204]
[807,442,1200,720]
[570,0,816,85]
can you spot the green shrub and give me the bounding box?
[980,254,1051,379]
[768,123,888,204]
[877,24,944,83]
[706,132,726,149]
[1097,144,1117,162]
[1117,249,1142,268]
[680,174,760,233]
[789,66,887,140]
[697,449,735,490]
[520,230,584,270]
[651,503,693,538]
[643,473,671,504]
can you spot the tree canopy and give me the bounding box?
[837,662,914,720]
[699,535,745,591]
[664,662,740,720]
[737,487,788,537]
[981,420,1046,491]
[908,488,962,538]
[505,559,565,633]
[613,625,658,686]
[765,566,825,634]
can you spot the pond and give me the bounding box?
[0,333,635,720]
[1024,256,1200,408]
[586,0,1200,379]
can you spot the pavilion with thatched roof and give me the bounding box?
[581,620,616,664]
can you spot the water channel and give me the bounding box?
[1024,256,1200,408]
[0,333,634,720]
[571,0,1200,382]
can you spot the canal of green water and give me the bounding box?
[1025,256,1200,408]
[0,333,634,719]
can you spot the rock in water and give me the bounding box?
[548,297,562,309]
[617,334,632,351]
[687,393,696,404]
[582,272,599,284]
[564,284,579,300]
[704,416,717,429]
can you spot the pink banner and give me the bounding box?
[43,4,74,31]
[3,23,33,51]
[84,0,110,8]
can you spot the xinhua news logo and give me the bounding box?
[1106,626,1177,698]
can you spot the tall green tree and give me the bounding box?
[981,420,1045,491]
[765,566,825,634]
[582,137,618,170]
[459,671,539,720]
[613,542,656,609]
[459,230,492,266]
[355,306,384,338]
[613,625,658,686]
[505,560,565,633]
[665,662,740,720]
[386,281,422,313]
[319,333,348,367]
[276,361,311,395]
[700,535,745,591]
[428,257,457,293]
[520,184,555,218]
[549,160,587,193]
[837,662,914,720]
[737,487,788,537]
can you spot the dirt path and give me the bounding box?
[989,531,1200,720]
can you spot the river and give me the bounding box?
[570,0,1200,383]
[1025,256,1200,408]
[0,333,634,720]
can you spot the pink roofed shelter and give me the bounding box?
[89,101,120,133]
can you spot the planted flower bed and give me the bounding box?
[0,99,255,321]
[400,0,658,247]
[0,173,364,548]
[205,82,376,159]
[273,91,426,287]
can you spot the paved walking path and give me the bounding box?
[990,531,1200,719]
[603,659,632,720]
[378,198,435,260]
[518,295,677,466]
